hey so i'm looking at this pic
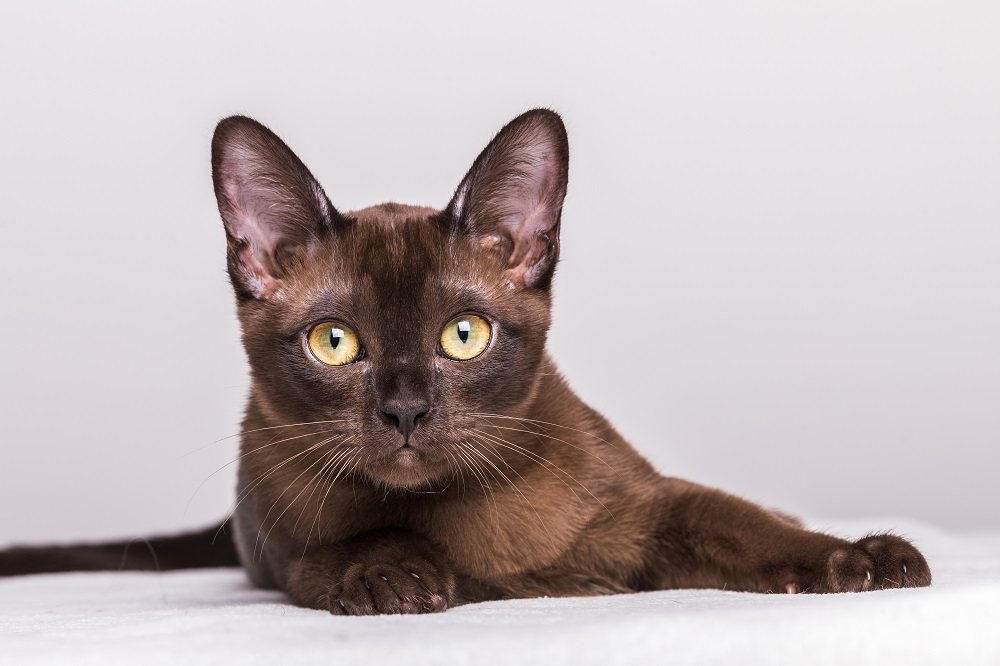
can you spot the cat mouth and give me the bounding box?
[392,446,421,466]
[366,443,451,490]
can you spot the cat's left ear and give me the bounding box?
[447,109,569,289]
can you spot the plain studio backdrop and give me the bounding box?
[0,1,997,546]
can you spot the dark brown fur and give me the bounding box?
[0,110,930,613]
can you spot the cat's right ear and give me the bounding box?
[211,116,339,300]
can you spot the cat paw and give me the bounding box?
[780,533,931,594]
[326,556,454,615]
[851,533,932,589]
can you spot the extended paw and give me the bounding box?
[326,556,453,615]
[852,533,931,589]
[780,533,931,594]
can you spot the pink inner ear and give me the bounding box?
[224,175,282,257]
[229,239,275,298]
[219,173,287,297]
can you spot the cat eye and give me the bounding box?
[440,314,491,361]
[307,321,362,366]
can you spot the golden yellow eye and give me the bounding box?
[440,314,491,360]
[307,321,361,366]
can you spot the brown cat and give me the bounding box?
[0,110,930,613]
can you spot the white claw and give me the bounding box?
[866,570,872,582]
[902,564,908,574]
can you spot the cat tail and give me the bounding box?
[0,522,239,576]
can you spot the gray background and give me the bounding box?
[1,0,997,545]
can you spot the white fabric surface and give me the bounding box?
[1,519,998,666]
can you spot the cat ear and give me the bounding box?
[447,109,569,289]
[211,116,338,299]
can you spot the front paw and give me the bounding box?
[780,533,931,594]
[327,555,454,615]
[851,533,932,589]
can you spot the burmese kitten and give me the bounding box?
[0,110,930,614]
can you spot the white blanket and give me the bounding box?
[2,519,998,666]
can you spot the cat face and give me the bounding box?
[212,111,569,489]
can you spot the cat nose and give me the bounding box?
[379,400,431,440]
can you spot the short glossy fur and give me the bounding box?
[0,110,930,613]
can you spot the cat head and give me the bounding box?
[211,110,569,489]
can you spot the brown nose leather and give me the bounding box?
[379,400,430,440]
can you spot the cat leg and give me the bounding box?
[640,478,931,594]
[283,528,458,615]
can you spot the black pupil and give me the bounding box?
[457,320,470,343]
[329,328,343,349]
